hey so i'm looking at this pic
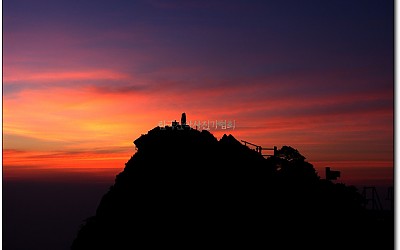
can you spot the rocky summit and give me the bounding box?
[71,125,393,249]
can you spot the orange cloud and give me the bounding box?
[3,148,131,166]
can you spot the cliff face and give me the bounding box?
[71,127,392,249]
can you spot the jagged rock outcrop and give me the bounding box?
[71,127,393,249]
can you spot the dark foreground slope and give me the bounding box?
[71,127,393,249]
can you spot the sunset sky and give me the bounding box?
[4,0,394,185]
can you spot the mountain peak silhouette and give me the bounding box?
[71,124,393,249]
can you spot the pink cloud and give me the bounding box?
[4,69,130,84]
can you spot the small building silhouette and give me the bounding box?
[181,113,186,125]
[325,167,340,181]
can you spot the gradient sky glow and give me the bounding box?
[4,0,394,185]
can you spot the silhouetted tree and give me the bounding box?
[276,145,306,162]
